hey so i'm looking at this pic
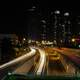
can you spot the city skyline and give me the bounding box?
[0,0,80,34]
[0,1,80,79]
[24,7,80,40]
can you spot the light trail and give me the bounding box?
[36,48,46,75]
[0,47,36,70]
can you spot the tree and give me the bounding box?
[1,37,15,61]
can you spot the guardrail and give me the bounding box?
[0,47,36,70]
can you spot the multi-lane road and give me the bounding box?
[0,47,36,79]
[44,47,80,76]
[0,46,80,79]
[46,51,79,76]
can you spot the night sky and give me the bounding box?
[24,0,80,35]
[0,0,80,34]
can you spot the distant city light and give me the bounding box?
[28,6,36,11]
[72,38,75,42]
[41,40,53,45]
[60,40,63,43]
[28,39,32,43]
[36,41,39,44]
[41,20,46,24]
[54,10,60,14]
[8,72,12,75]
[32,6,36,9]
[62,24,65,27]
[53,40,57,44]
[32,40,35,42]
[42,40,46,44]
[24,49,26,51]
[64,12,69,16]
[23,38,26,41]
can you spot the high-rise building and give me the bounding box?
[53,10,62,46]
[52,11,71,46]
[0,34,18,61]
[63,12,71,46]
[26,6,41,41]
[75,16,80,34]
[41,19,47,41]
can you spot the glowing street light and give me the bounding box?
[23,38,26,41]
[72,38,75,42]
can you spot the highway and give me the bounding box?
[12,47,80,76]
[1,47,80,80]
[44,47,80,76]
[36,48,46,75]
[12,47,46,75]
[0,47,36,70]
[47,51,75,76]
[0,47,36,79]
[1,47,46,79]
[52,48,80,70]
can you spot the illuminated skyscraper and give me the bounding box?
[63,12,71,46]
[53,11,71,46]
[41,19,47,41]
[53,10,61,46]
